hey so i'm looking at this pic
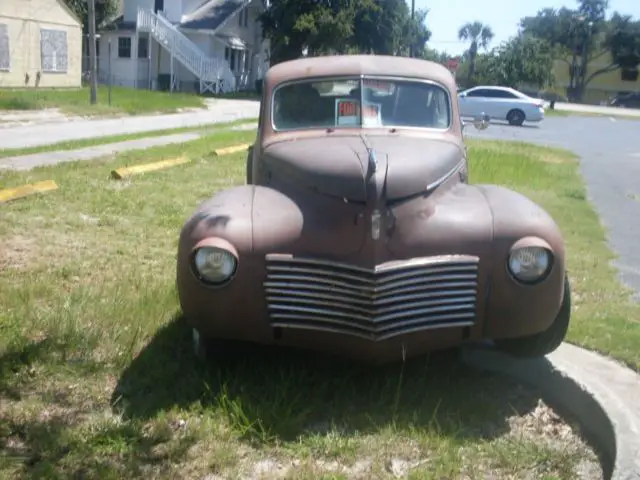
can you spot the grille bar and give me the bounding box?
[264,254,480,341]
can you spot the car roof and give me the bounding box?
[466,85,519,92]
[264,55,457,93]
[464,85,529,97]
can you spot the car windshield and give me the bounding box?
[272,77,451,131]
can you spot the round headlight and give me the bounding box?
[507,246,552,283]
[192,246,237,285]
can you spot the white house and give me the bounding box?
[97,0,270,93]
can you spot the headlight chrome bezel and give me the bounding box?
[189,238,238,288]
[506,239,555,285]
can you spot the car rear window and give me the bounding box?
[272,77,451,131]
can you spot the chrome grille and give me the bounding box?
[264,254,480,341]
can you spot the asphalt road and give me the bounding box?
[466,116,640,297]
[0,99,259,149]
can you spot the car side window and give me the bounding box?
[468,89,495,98]
[495,90,517,99]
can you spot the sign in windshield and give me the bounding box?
[272,77,451,131]
[335,99,382,126]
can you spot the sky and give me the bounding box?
[419,0,640,57]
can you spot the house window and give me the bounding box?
[621,69,639,82]
[138,37,148,58]
[118,37,131,58]
[238,8,248,27]
[0,23,9,71]
[154,0,164,13]
[40,28,68,73]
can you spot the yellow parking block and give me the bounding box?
[213,144,250,156]
[111,156,190,179]
[0,180,58,204]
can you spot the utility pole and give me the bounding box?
[88,0,98,104]
[409,0,416,57]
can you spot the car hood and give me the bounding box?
[262,134,464,203]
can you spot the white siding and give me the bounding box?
[163,0,183,23]
[182,0,205,16]
[189,32,212,56]
[216,2,261,48]
[123,0,153,22]
[98,32,151,88]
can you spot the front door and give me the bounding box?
[154,0,164,13]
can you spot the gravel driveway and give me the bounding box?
[466,116,640,296]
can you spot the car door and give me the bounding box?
[459,88,489,117]
[484,89,517,118]
[475,89,506,118]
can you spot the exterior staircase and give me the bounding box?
[136,7,236,94]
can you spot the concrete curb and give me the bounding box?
[461,342,640,480]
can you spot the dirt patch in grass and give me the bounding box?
[0,234,38,270]
[1,133,629,478]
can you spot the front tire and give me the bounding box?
[507,109,526,126]
[495,275,571,358]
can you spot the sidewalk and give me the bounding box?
[0,122,257,171]
[0,99,259,150]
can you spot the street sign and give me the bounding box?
[447,58,459,71]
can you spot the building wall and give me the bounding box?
[98,31,151,88]
[216,0,268,86]
[95,0,269,91]
[0,0,82,88]
[553,52,640,104]
[123,0,154,23]
[216,1,261,47]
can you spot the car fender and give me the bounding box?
[176,185,304,340]
[476,184,567,339]
[178,185,304,257]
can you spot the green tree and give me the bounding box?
[600,13,640,81]
[260,0,366,63]
[63,0,119,33]
[259,0,432,63]
[421,47,451,64]
[518,0,640,101]
[352,0,408,55]
[489,35,556,89]
[457,21,494,85]
[405,8,432,58]
[457,52,498,87]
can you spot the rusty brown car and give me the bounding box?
[176,55,571,364]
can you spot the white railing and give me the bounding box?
[137,7,236,92]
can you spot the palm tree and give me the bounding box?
[457,21,494,85]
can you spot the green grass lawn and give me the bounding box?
[544,107,640,120]
[2,134,635,478]
[0,86,205,116]
[466,139,640,369]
